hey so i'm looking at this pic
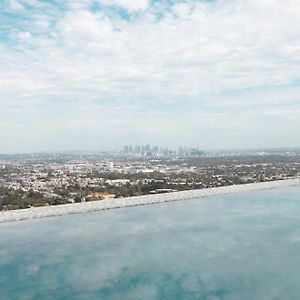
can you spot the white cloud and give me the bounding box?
[17,31,31,41]
[9,0,24,10]
[99,0,149,12]
[1,0,300,151]
[3,0,300,101]
[172,2,194,19]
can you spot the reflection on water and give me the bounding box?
[1,186,300,299]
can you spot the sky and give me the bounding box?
[0,0,300,153]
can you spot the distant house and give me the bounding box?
[87,192,115,201]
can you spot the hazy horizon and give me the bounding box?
[1,0,300,153]
[1,146,300,156]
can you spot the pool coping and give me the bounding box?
[1,178,300,223]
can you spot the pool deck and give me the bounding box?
[1,178,300,223]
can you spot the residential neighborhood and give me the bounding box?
[1,149,300,210]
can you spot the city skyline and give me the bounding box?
[1,0,300,153]
[2,145,300,156]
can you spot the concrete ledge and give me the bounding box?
[1,178,300,223]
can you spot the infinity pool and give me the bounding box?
[1,186,300,299]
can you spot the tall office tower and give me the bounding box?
[135,145,141,154]
[128,145,133,153]
[178,146,184,156]
[124,145,129,153]
[152,146,159,153]
[145,144,150,152]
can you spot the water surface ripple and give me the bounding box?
[1,186,300,299]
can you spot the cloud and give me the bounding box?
[172,2,194,19]
[0,0,300,152]
[9,0,24,10]
[16,31,32,41]
[99,0,149,12]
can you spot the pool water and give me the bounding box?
[1,186,300,299]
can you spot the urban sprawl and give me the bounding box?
[1,146,300,211]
